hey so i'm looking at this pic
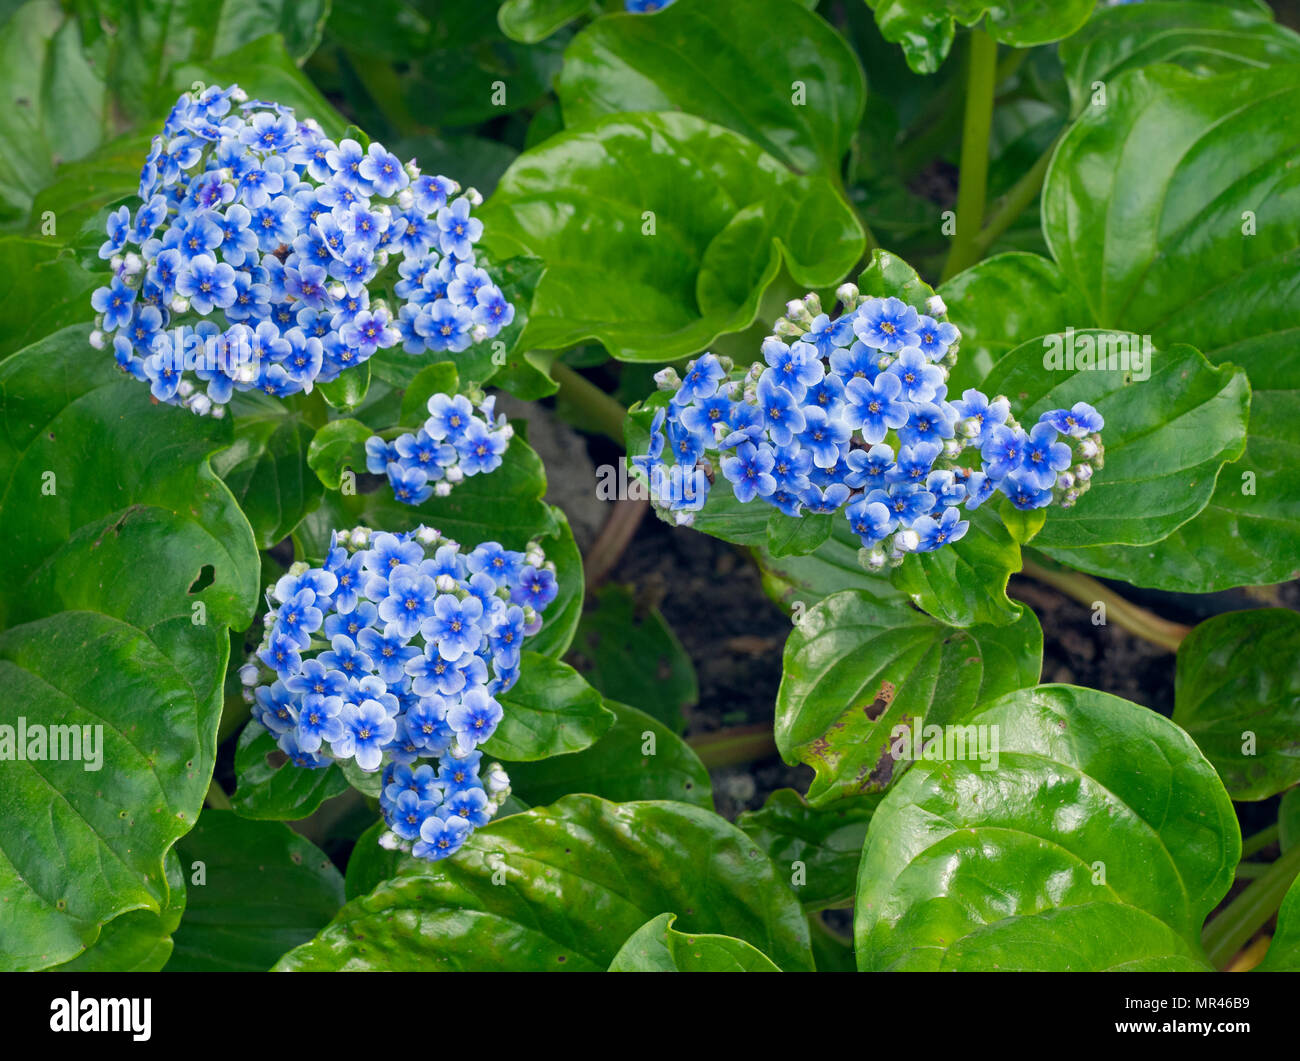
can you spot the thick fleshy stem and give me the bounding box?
[941,28,999,282]
[1203,842,1300,970]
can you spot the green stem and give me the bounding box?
[969,131,1060,261]
[205,777,233,811]
[687,724,779,769]
[550,362,628,445]
[1203,842,1300,969]
[941,29,999,283]
[1020,555,1191,653]
[1235,862,1271,881]
[1241,824,1280,860]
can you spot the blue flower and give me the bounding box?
[762,339,822,396]
[447,687,503,753]
[456,421,508,476]
[844,371,908,444]
[721,441,777,502]
[854,296,919,352]
[845,498,896,546]
[1021,422,1073,489]
[100,206,131,259]
[92,276,136,331]
[674,354,727,406]
[337,698,398,771]
[359,143,409,198]
[513,565,558,609]
[1042,401,1104,438]
[913,507,970,551]
[914,315,960,361]
[1001,468,1054,510]
[358,624,422,683]
[953,388,1009,444]
[981,425,1029,482]
[795,406,851,469]
[756,373,805,447]
[380,571,440,639]
[887,346,943,403]
[414,813,471,860]
[424,594,484,661]
[437,197,483,258]
[868,483,935,526]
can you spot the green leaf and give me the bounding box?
[305,418,372,492]
[1059,1,1300,116]
[982,332,1249,549]
[737,789,879,911]
[166,810,344,971]
[1174,609,1300,802]
[318,362,371,412]
[857,246,936,306]
[51,850,185,971]
[1258,874,1300,971]
[755,520,910,613]
[889,504,1028,628]
[504,698,712,808]
[275,795,814,971]
[0,613,206,969]
[483,652,615,761]
[856,685,1240,970]
[938,251,1092,394]
[212,393,323,549]
[864,0,1097,74]
[557,0,865,177]
[498,0,592,44]
[776,589,1041,804]
[231,721,350,821]
[568,583,697,732]
[478,111,864,362]
[399,362,459,425]
[1281,787,1300,853]
[1037,65,1300,589]
[608,912,781,971]
[764,509,832,558]
[0,238,99,356]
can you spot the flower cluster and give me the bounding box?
[365,392,512,506]
[242,525,559,861]
[90,84,513,415]
[636,285,1104,570]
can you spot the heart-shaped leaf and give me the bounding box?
[855,685,1239,970]
[483,651,615,761]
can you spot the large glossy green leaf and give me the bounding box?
[483,651,615,762]
[938,251,1092,394]
[275,795,815,970]
[50,850,186,971]
[608,912,781,971]
[231,721,350,821]
[776,589,1041,805]
[478,111,863,362]
[979,331,1249,549]
[755,520,910,613]
[1174,609,1300,802]
[503,698,712,808]
[855,685,1239,970]
[498,0,593,44]
[1037,64,1300,589]
[166,810,344,971]
[737,789,879,911]
[0,325,259,968]
[568,582,697,732]
[0,613,206,969]
[865,0,1097,75]
[0,238,99,358]
[1059,1,1300,116]
[557,0,864,177]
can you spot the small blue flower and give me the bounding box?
[914,315,960,361]
[854,296,919,352]
[887,347,943,403]
[721,441,777,502]
[424,594,484,662]
[912,507,970,551]
[446,687,503,753]
[844,371,908,444]
[1042,402,1104,438]
[92,276,136,331]
[1021,422,1073,489]
[414,813,471,860]
[337,698,398,771]
[845,498,896,546]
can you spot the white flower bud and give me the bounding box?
[894,529,920,553]
[239,663,259,686]
[1074,464,1093,482]
[335,528,352,546]
[463,187,484,207]
[189,393,212,417]
[89,330,106,350]
[1078,438,1099,460]
[484,762,510,795]
[211,402,226,419]
[926,294,948,318]
[1056,471,1076,491]
[802,292,822,318]
[943,439,963,460]
[378,830,407,851]
[171,296,189,314]
[444,464,465,484]
[434,481,452,497]
[415,525,439,546]
[435,573,459,593]
[350,527,371,547]
[653,367,681,391]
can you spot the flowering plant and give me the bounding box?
[89,84,513,414]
